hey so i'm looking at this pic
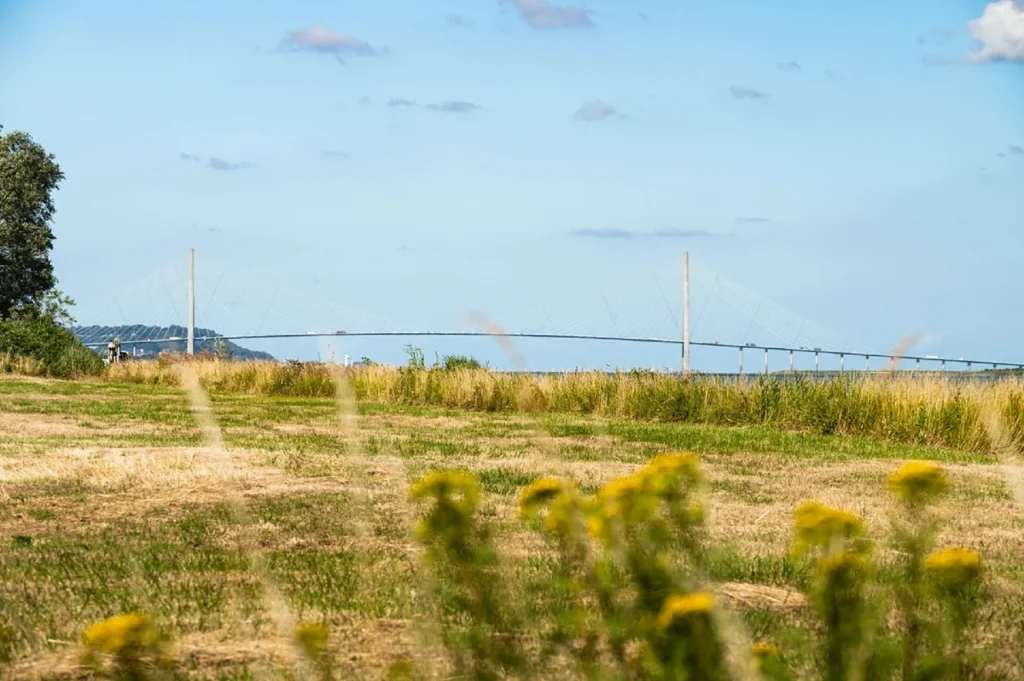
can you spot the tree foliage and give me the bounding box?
[0,125,65,319]
[0,125,100,377]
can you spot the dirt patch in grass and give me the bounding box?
[719,582,807,611]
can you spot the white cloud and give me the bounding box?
[729,85,769,100]
[281,25,377,58]
[573,100,618,121]
[426,101,482,113]
[966,1,1024,63]
[508,0,593,30]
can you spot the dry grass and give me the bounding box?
[0,353,45,377]
[2,374,1024,679]
[103,359,1024,455]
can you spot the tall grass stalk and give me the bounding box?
[0,352,45,376]
[106,360,1024,454]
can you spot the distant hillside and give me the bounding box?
[72,325,274,361]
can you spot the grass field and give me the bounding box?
[2,373,1023,679]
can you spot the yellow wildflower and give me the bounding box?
[889,460,947,504]
[586,504,610,540]
[597,472,647,511]
[924,547,982,590]
[793,500,863,553]
[817,549,870,579]
[82,612,160,656]
[643,452,702,485]
[543,491,581,537]
[600,472,645,502]
[752,642,781,659]
[656,592,715,629]
[410,470,479,512]
[519,477,568,519]
[294,622,329,662]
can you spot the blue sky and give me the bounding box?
[1,0,1021,369]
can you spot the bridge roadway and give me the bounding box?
[80,331,1024,371]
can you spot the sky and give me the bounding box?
[0,0,1022,370]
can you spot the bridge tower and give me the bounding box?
[187,248,195,356]
[682,252,691,374]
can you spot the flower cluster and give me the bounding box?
[518,477,567,518]
[889,460,948,505]
[295,622,330,663]
[589,452,704,542]
[656,592,714,630]
[792,500,864,556]
[82,613,160,655]
[924,547,982,592]
[81,612,168,676]
[519,477,585,538]
[410,470,484,562]
[410,470,479,513]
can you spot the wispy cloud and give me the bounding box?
[426,101,482,113]
[280,25,379,62]
[737,217,772,224]
[965,1,1024,63]
[569,228,636,239]
[323,150,350,159]
[1010,145,1024,155]
[447,13,474,27]
[730,85,769,100]
[387,97,417,107]
[180,153,250,170]
[777,61,802,72]
[650,229,718,238]
[191,223,223,234]
[207,158,251,171]
[824,69,841,79]
[508,0,594,30]
[573,100,619,122]
[570,228,721,239]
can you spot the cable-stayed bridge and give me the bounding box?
[71,252,1023,373]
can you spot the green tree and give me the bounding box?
[0,125,65,319]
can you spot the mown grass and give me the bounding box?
[1,375,1022,679]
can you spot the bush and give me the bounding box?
[440,354,486,371]
[0,312,103,379]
